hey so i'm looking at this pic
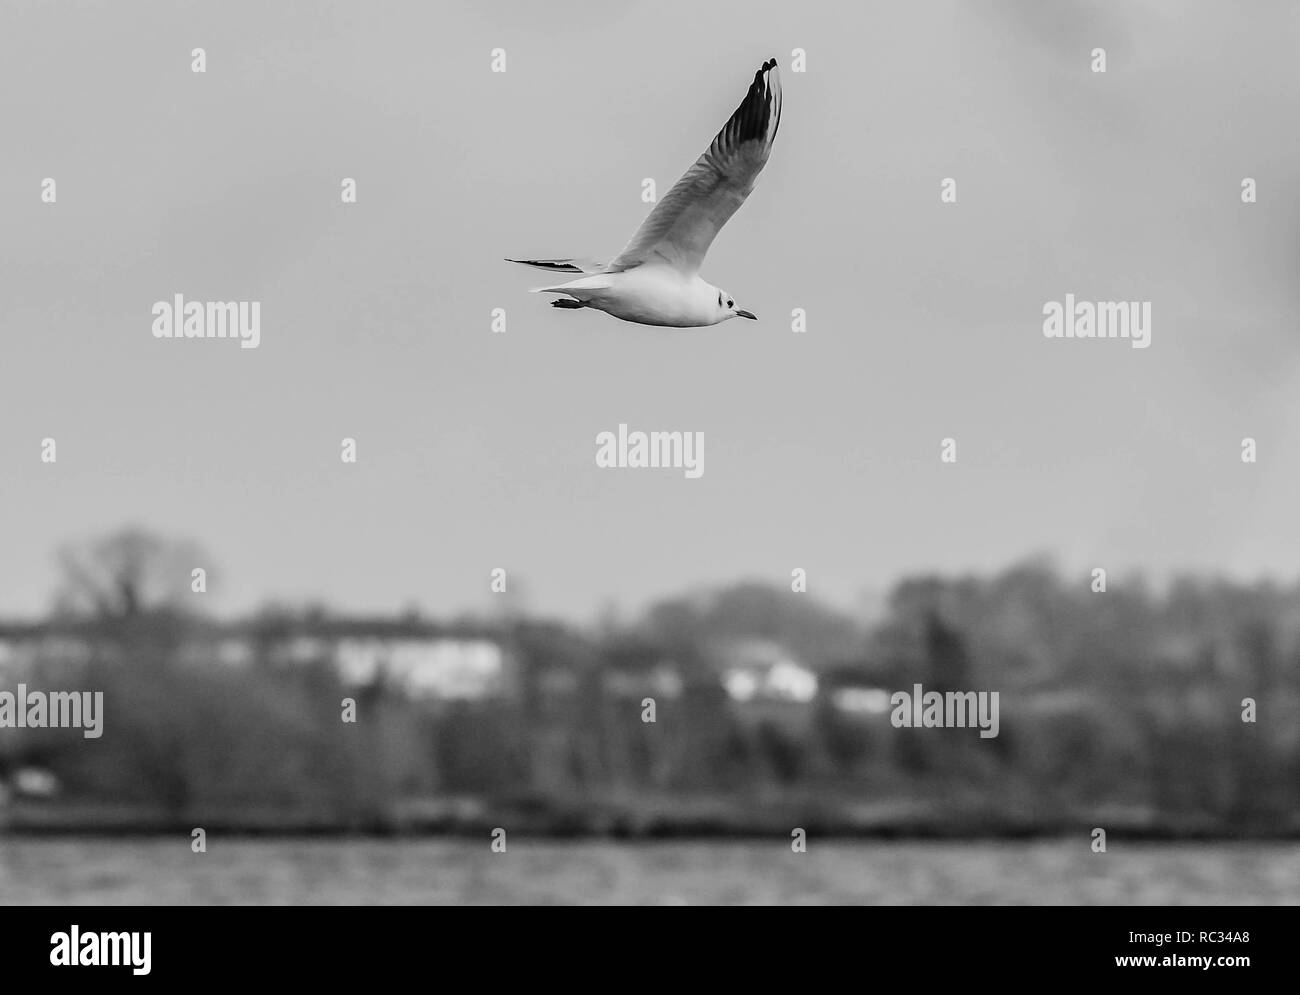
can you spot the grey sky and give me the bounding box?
[3,1,1299,622]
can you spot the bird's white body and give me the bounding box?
[535,268,729,328]
[509,58,782,328]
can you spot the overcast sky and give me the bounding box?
[2,0,1299,622]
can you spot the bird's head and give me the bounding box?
[713,287,756,323]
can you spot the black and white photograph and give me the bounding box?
[0,0,1295,969]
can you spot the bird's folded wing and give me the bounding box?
[606,58,781,276]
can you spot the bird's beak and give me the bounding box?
[735,309,757,320]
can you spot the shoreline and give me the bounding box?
[4,803,1296,842]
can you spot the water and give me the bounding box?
[1,838,1295,905]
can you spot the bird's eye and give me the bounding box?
[727,299,734,308]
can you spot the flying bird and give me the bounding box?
[507,57,782,327]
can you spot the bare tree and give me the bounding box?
[52,526,210,619]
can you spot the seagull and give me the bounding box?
[507,57,782,327]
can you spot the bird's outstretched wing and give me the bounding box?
[606,58,782,276]
[505,257,606,274]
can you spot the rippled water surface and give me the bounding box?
[2,838,1297,905]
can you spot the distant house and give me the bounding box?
[216,637,255,668]
[0,630,94,684]
[829,686,893,715]
[715,638,818,704]
[13,767,60,798]
[604,662,684,700]
[0,617,516,703]
[599,636,686,701]
[815,658,898,718]
[0,639,16,684]
[335,636,509,699]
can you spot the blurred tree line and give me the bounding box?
[1,530,1296,836]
